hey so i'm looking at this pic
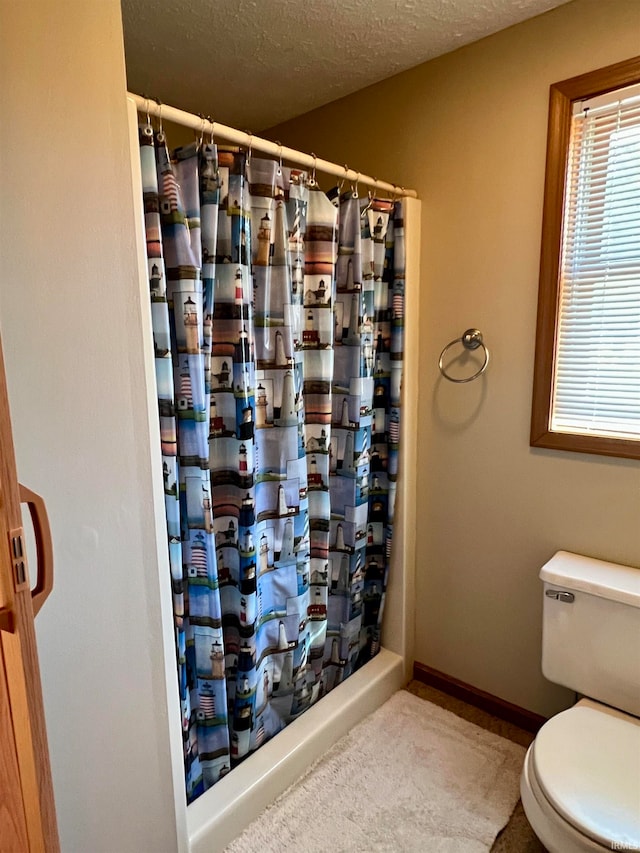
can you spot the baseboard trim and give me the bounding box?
[413,661,547,733]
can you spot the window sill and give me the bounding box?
[530,427,640,460]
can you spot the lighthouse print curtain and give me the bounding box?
[139,123,405,803]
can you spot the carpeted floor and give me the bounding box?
[405,680,547,852]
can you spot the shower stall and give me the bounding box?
[126,96,420,850]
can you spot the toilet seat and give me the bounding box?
[530,699,640,848]
[522,746,608,853]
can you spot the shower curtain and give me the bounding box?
[139,123,405,803]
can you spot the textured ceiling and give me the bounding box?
[122,0,571,130]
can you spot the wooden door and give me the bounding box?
[0,336,59,852]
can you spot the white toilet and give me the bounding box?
[520,550,640,853]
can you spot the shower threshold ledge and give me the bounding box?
[187,646,404,853]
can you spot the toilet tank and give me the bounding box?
[541,551,640,718]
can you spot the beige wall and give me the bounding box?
[269,0,640,717]
[0,2,184,850]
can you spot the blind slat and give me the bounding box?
[551,89,640,439]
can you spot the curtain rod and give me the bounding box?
[128,92,418,199]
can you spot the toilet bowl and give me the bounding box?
[520,699,640,853]
[520,552,640,853]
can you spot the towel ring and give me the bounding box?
[438,329,489,383]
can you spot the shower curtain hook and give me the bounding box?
[360,189,374,219]
[246,132,253,163]
[206,116,215,145]
[275,141,283,176]
[141,96,154,137]
[338,163,349,193]
[197,113,206,149]
[352,172,360,199]
[309,152,318,188]
[155,98,165,143]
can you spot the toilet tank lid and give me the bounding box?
[540,551,640,608]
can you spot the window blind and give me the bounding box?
[552,85,640,440]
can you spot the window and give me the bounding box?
[531,57,640,459]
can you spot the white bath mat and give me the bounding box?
[225,689,525,852]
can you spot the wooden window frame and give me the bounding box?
[530,56,640,460]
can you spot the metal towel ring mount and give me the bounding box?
[438,329,490,383]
